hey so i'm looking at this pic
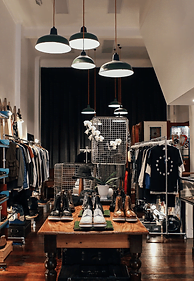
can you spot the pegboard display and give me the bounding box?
[54,163,94,195]
[91,117,129,165]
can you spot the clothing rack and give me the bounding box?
[131,136,186,238]
[4,134,41,146]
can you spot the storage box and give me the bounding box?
[8,220,31,239]
[0,241,13,262]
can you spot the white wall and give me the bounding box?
[21,27,36,138]
[0,1,36,139]
[139,0,194,105]
[0,0,15,105]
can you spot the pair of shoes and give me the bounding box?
[48,190,74,221]
[79,195,106,228]
[113,195,137,222]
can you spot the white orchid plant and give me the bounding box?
[84,120,122,150]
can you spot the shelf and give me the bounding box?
[0,219,9,230]
[0,191,9,205]
[0,139,9,148]
[0,168,9,180]
[0,111,10,119]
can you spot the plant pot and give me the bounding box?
[97,185,109,200]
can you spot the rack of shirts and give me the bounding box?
[130,136,185,236]
[4,134,49,192]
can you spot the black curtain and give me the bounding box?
[41,67,166,168]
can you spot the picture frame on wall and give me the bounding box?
[144,121,167,141]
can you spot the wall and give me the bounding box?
[0,0,15,105]
[0,2,36,139]
[21,27,36,138]
[139,0,194,105]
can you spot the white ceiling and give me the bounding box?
[2,0,152,67]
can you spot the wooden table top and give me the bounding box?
[38,205,148,236]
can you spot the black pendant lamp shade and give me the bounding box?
[99,53,133,78]
[114,105,128,115]
[35,27,71,54]
[108,98,121,108]
[81,104,96,114]
[69,26,100,50]
[99,0,134,78]
[35,0,71,54]
[71,50,96,70]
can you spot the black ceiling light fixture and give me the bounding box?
[35,0,71,54]
[81,70,96,115]
[99,0,134,78]
[71,0,96,69]
[69,0,100,50]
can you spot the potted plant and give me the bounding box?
[94,172,118,199]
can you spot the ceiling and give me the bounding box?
[3,0,152,67]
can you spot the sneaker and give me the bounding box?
[93,195,106,228]
[61,192,73,221]
[79,196,93,228]
[48,193,61,221]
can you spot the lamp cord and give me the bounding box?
[88,69,90,105]
[115,78,117,99]
[53,0,55,27]
[94,49,96,113]
[115,0,117,52]
[83,0,85,50]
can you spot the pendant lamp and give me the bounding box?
[81,70,96,114]
[69,0,100,50]
[108,78,121,108]
[99,0,134,78]
[71,50,95,69]
[35,0,71,54]
[114,105,128,115]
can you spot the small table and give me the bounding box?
[38,206,148,281]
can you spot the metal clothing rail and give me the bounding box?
[131,136,186,237]
[130,136,172,149]
[4,134,41,146]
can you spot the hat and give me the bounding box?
[72,165,95,180]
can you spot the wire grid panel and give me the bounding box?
[54,163,94,194]
[91,117,129,165]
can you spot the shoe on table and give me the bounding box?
[67,189,75,213]
[113,195,125,222]
[93,209,106,228]
[79,195,93,228]
[48,193,61,221]
[124,195,137,222]
[93,195,106,228]
[109,189,118,212]
[61,192,73,221]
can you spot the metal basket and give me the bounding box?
[54,163,94,195]
[91,117,129,165]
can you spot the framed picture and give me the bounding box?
[144,121,167,141]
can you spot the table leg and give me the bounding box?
[44,235,57,281]
[129,235,142,281]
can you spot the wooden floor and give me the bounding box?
[0,211,194,281]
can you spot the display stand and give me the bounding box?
[0,111,11,270]
[131,136,186,239]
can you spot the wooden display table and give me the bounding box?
[38,206,148,281]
